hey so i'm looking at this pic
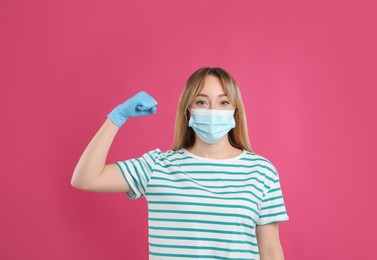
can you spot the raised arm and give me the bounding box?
[71,91,157,192]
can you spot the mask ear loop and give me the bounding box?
[186,107,192,120]
[232,108,238,120]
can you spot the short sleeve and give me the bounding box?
[256,163,289,225]
[115,148,160,200]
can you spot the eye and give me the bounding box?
[220,100,230,106]
[195,100,207,106]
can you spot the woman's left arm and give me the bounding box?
[256,222,285,260]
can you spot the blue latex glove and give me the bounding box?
[107,91,157,127]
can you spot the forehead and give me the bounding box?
[198,75,225,95]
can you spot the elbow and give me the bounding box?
[71,177,81,189]
[71,168,88,190]
[70,174,97,191]
[70,175,87,190]
[71,179,90,191]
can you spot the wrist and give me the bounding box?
[107,112,127,128]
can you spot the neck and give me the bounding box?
[187,135,243,159]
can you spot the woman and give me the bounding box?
[71,67,289,260]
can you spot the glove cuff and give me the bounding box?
[107,111,127,128]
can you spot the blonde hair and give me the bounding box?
[172,67,253,152]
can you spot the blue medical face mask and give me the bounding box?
[188,109,236,144]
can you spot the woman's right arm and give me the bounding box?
[71,91,158,192]
[71,118,129,192]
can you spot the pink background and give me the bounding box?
[1,0,376,259]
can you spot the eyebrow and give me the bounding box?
[196,93,227,98]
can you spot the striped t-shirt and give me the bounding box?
[116,148,289,260]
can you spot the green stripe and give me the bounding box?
[163,151,185,159]
[148,201,259,216]
[115,162,137,199]
[145,152,155,171]
[150,251,256,260]
[269,187,281,193]
[239,157,270,163]
[149,234,258,246]
[146,152,154,162]
[149,243,258,254]
[121,161,143,196]
[146,192,260,207]
[145,161,153,172]
[160,156,193,162]
[259,211,287,218]
[129,160,145,193]
[151,177,263,193]
[239,158,278,176]
[147,184,262,201]
[153,168,268,178]
[261,203,285,210]
[136,158,150,183]
[155,150,186,159]
[263,195,283,202]
[149,226,256,238]
[148,209,256,224]
[156,162,264,169]
[153,168,273,188]
[152,175,264,185]
[148,217,255,230]
[262,174,276,183]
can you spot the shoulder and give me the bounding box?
[142,148,186,163]
[241,151,279,182]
